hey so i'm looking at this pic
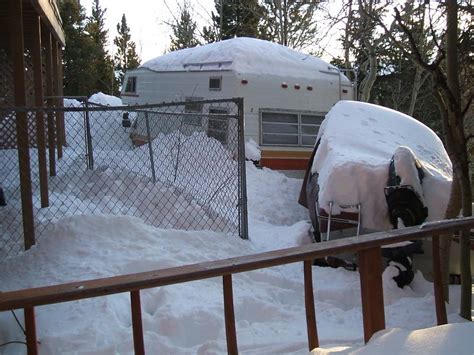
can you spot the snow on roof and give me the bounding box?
[141,37,348,81]
[312,101,452,231]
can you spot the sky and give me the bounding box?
[79,0,342,63]
[81,0,216,62]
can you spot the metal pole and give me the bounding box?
[237,98,248,240]
[173,120,184,184]
[84,100,94,170]
[145,112,156,183]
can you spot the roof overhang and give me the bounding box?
[30,0,65,46]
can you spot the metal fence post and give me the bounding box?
[145,112,156,183]
[173,120,184,184]
[84,100,94,170]
[237,98,248,240]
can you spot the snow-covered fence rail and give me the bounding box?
[0,217,473,354]
[0,98,248,257]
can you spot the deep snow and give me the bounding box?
[0,94,469,354]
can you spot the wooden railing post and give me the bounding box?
[24,307,38,355]
[431,235,447,325]
[130,290,145,355]
[358,247,385,343]
[304,260,319,351]
[223,274,238,355]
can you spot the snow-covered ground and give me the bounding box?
[0,95,470,354]
[0,161,470,354]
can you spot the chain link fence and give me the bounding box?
[0,98,248,258]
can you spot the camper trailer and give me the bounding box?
[121,37,353,169]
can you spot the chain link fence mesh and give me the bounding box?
[0,98,248,258]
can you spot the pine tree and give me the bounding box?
[169,2,200,51]
[260,0,319,50]
[202,0,263,43]
[113,14,141,85]
[60,0,96,96]
[85,0,116,94]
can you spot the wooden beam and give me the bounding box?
[431,235,447,325]
[9,0,36,250]
[358,247,385,343]
[130,291,145,355]
[304,260,319,351]
[51,37,62,159]
[223,275,238,355]
[24,307,38,355]
[0,218,473,311]
[57,44,66,148]
[43,28,56,176]
[31,15,49,208]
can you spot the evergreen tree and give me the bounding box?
[85,0,116,94]
[202,0,263,43]
[60,0,96,96]
[260,0,319,50]
[169,2,200,51]
[113,14,141,85]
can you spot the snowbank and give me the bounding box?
[245,139,261,161]
[312,101,452,231]
[88,92,123,106]
[312,323,474,355]
[0,163,468,353]
[141,37,349,82]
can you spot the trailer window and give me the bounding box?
[184,97,203,126]
[260,111,325,147]
[208,107,229,144]
[124,77,137,93]
[209,77,222,91]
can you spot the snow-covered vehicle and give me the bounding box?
[299,101,452,286]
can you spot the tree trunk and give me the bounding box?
[446,0,472,320]
[408,66,424,116]
[359,51,377,102]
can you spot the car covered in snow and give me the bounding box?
[299,101,452,286]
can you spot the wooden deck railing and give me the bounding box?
[1,217,473,354]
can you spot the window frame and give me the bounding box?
[124,76,137,93]
[209,76,222,91]
[259,109,325,147]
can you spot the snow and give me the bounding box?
[141,37,350,82]
[88,92,123,106]
[0,94,469,354]
[312,101,452,231]
[312,323,474,355]
[245,139,261,161]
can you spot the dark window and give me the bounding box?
[185,97,203,113]
[124,77,137,93]
[209,77,222,91]
[184,97,204,126]
[208,107,229,144]
[260,111,325,147]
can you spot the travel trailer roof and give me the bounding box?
[141,37,348,82]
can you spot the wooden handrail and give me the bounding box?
[1,218,472,311]
[1,217,473,354]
